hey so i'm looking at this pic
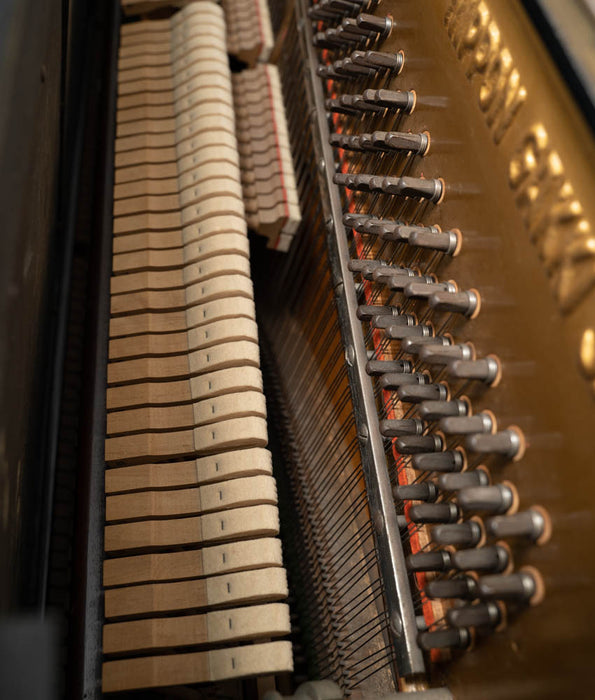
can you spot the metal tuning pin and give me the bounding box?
[379,418,424,437]
[404,280,457,300]
[438,470,489,491]
[418,398,468,421]
[447,356,501,385]
[401,335,452,356]
[378,372,422,389]
[362,218,409,239]
[396,434,443,455]
[409,502,460,524]
[485,508,549,543]
[347,257,386,278]
[366,359,412,375]
[356,12,393,39]
[457,484,516,514]
[418,342,474,365]
[381,175,444,202]
[465,427,525,460]
[385,270,429,292]
[412,449,465,472]
[439,411,495,435]
[356,304,396,322]
[397,382,449,403]
[351,49,404,73]
[393,482,439,502]
[333,58,375,78]
[425,576,478,600]
[343,212,370,228]
[362,88,416,112]
[326,97,359,115]
[429,289,480,317]
[385,323,433,340]
[450,545,509,573]
[372,265,419,285]
[371,130,429,155]
[418,627,471,650]
[431,520,483,547]
[477,571,542,604]
[447,602,502,629]
[372,314,416,330]
[408,226,461,255]
[407,550,452,572]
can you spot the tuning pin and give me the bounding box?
[447,602,502,629]
[418,398,468,421]
[325,97,359,115]
[450,545,509,573]
[334,58,375,77]
[366,359,412,375]
[347,257,386,278]
[385,270,429,292]
[409,226,461,255]
[465,427,525,461]
[372,313,416,330]
[356,304,397,322]
[438,470,489,491]
[396,434,444,455]
[439,411,495,435]
[362,88,416,112]
[418,627,471,650]
[407,550,452,572]
[418,342,474,365]
[371,130,429,155]
[401,335,451,356]
[373,266,419,285]
[425,576,478,600]
[411,449,464,473]
[351,49,404,72]
[393,482,439,502]
[381,175,444,202]
[447,356,501,385]
[343,212,370,228]
[457,483,517,515]
[378,371,425,390]
[385,323,433,340]
[409,502,460,524]
[429,289,480,318]
[431,520,483,547]
[362,218,408,239]
[404,280,457,300]
[379,418,424,437]
[485,508,550,543]
[477,569,545,605]
[397,383,449,403]
[356,12,393,38]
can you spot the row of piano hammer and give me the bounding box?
[103,1,295,692]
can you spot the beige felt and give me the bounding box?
[109,295,255,338]
[106,474,277,522]
[109,253,250,294]
[104,503,279,554]
[106,388,266,435]
[112,230,182,255]
[103,602,290,655]
[102,640,292,692]
[105,446,273,493]
[103,535,282,587]
[107,339,260,385]
[104,414,267,463]
[106,364,261,412]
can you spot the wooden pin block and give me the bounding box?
[105,474,277,522]
[105,447,273,494]
[106,364,262,411]
[103,602,290,655]
[104,414,268,463]
[104,503,279,554]
[102,640,293,692]
[103,535,282,587]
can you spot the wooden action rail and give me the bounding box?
[233,63,301,252]
[102,1,292,692]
